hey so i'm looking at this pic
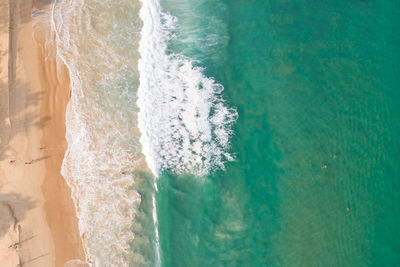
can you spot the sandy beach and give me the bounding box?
[0,0,86,266]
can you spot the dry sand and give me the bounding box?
[0,0,86,266]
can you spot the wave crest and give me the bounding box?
[138,0,237,177]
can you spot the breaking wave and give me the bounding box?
[137,0,237,177]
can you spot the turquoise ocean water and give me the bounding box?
[154,0,400,266]
[49,0,400,266]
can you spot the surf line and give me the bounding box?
[138,0,237,264]
[137,0,164,264]
[137,0,238,176]
[50,0,93,265]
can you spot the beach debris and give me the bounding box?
[8,242,19,249]
[9,160,16,163]
[24,161,32,165]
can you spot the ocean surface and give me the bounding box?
[46,0,400,266]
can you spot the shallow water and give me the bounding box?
[52,0,147,265]
[48,0,400,266]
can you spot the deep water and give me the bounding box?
[155,0,400,266]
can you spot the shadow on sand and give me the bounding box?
[0,190,36,238]
[0,1,54,162]
[0,0,53,33]
[0,78,50,161]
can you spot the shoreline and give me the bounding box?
[0,1,86,266]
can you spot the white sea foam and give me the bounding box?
[39,0,236,266]
[50,0,144,266]
[152,191,161,266]
[137,0,237,177]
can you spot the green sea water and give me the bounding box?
[153,0,400,266]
